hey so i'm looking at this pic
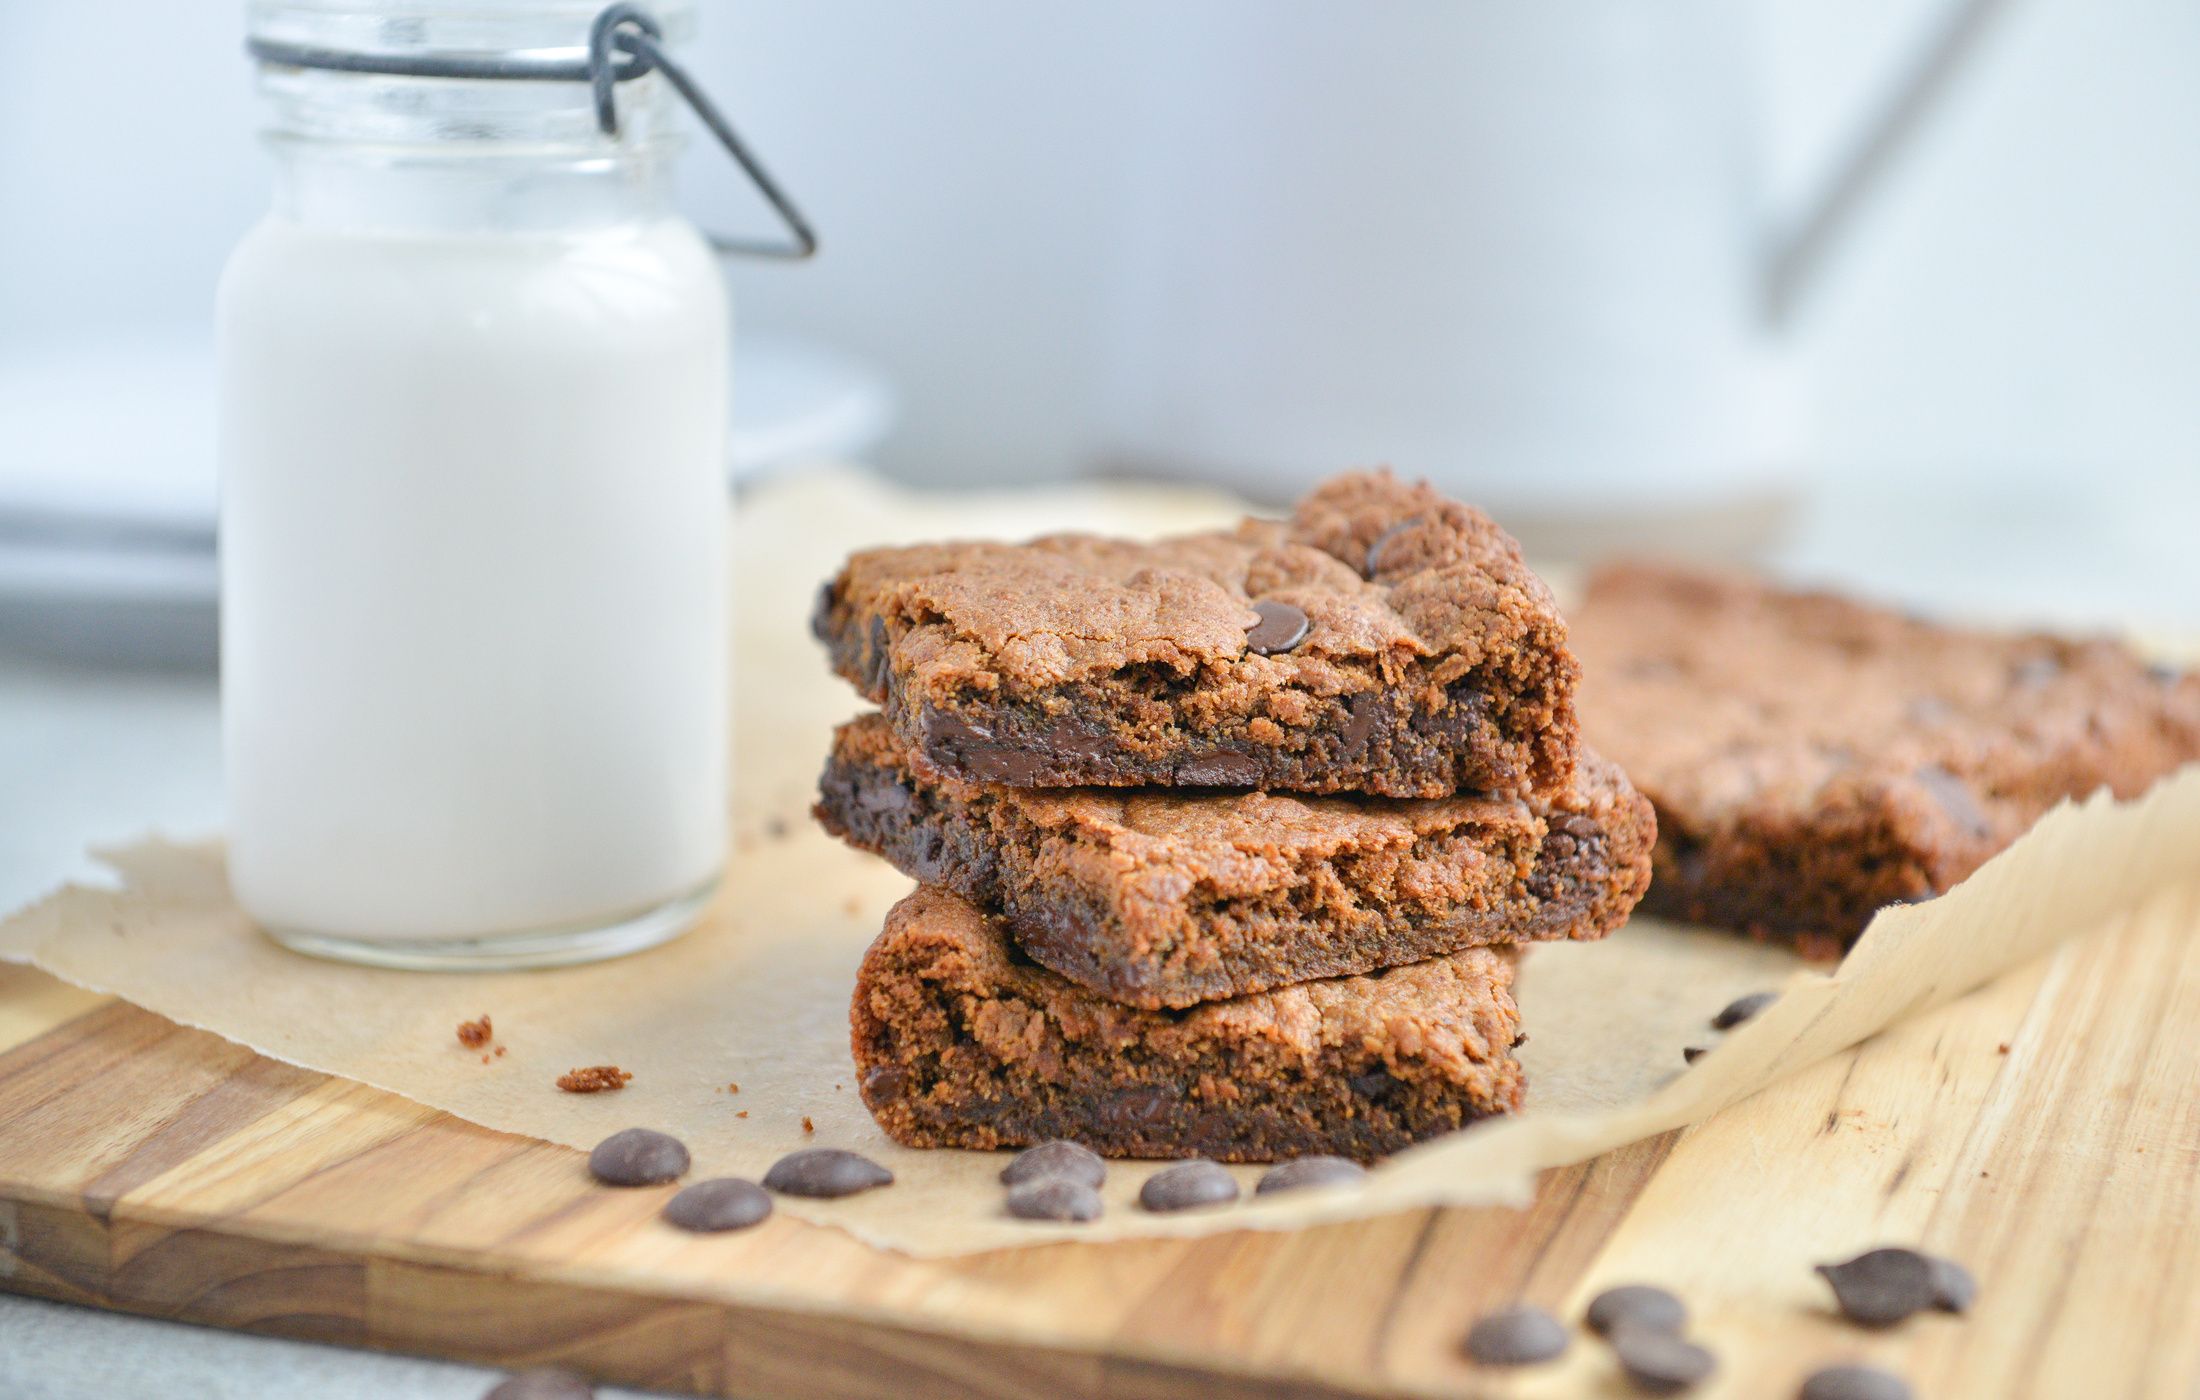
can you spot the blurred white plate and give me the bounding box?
[0,332,895,666]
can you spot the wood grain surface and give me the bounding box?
[3,881,2194,1398]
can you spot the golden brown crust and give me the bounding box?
[813,470,1580,799]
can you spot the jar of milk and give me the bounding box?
[220,3,796,968]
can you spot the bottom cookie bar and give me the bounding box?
[851,886,1525,1162]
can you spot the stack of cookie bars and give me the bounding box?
[811,471,1654,1162]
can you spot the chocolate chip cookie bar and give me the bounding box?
[1571,562,2200,953]
[818,713,1652,1009]
[852,886,1525,1161]
[813,470,1580,800]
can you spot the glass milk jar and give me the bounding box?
[219,2,733,968]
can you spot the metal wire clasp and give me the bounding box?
[246,1,818,261]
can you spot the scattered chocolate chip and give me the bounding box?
[1585,1284,1687,1337]
[1005,1177,1104,1222]
[587,1128,689,1187]
[661,1178,773,1233]
[1926,1254,1977,1313]
[1462,1304,1569,1366]
[557,1065,633,1094]
[1815,1247,1938,1326]
[1255,1156,1368,1195]
[1799,1363,1913,1400]
[1244,600,1310,655]
[1712,991,1777,1030]
[484,1368,595,1399]
[1000,1140,1106,1189]
[1609,1327,1716,1394]
[762,1148,893,1198]
[1683,1046,1709,1064]
[1138,1159,1239,1213]
[457,1014,492,1049]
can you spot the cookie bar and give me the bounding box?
[1571,562,2200,953]
[812,469,1579,800]
[851,886,1525,1162]
[818,713,1652,1009]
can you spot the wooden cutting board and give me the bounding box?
[3,879,2195,1400]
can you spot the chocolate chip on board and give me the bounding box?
[1798,1363,1914,1400]
[1585,1284,1688,1337]
[1682,1046,1710,1064]
[1926,1254,1977,1312]
[586,1128,689,1187]
[484,1368,595,1399]
[1815,1247,1939,1326]
[1462,1304,1569,1366]
[1711,990,1778,1030]
[1138,1159,1240,1213]
[1005,1177,1104,1223]
[1255,1156,1369,1195]
[661,1178,773,1233]
[762,1148,894,1198]
[1245,600,1311,655]
[999,1139,1106,1190]
[1609,1327,1717,1394]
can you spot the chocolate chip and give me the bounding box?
[1173,751,1263,786]
[1926,1254,1977,1312]
[2011,654,2063,688]
[1799,1364,1913,1400]
[808,580,837,642]
[661,1178,772,1233]
[1364,518,1422,576]
[1682,1046,1709,1064]
[1815,1247,1938,1326]
[1462,1304,1569,1366]
[1609,1327,1716,1394]
[1005,1177,1104,1222]
[1244,599,1310,654]
[1712,991,1777,1030]
[1585,1284,1687,1337]
[1348,1068,1403,1101]
[859,1063,909,1101]
[587,1128,689,1187]
[485,1368,595,1399]
[762,1148,893,1198]
[1255,1156,1368,1194]
[1138,1159,1239,1213]
[1096,1085,1175,1131]
[1340,692,1386,756]
[1913,764,1991,838]
[1000,1140,1106,1189]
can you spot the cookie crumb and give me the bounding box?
[728,1082,739,1093]
[765,817,790,839]
[841,897,861,916]
[802,1116,815,1133]
[457,1015,492,1049]
[1996,1042,2011,1054]
[495,1046,506,1058]
[736,1110,748,1119]
[556,1065,634,1093]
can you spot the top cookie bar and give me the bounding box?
[812,470,1580,799]
[1572,561,2200,952]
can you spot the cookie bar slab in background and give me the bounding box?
[818,713,1652,1009]
[1572,561,2200,953]
[813,470,1581,800]
[851,886,1525,1163]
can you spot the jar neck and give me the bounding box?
[266,137,679,236]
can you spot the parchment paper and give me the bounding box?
[4,468,2197,1257]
